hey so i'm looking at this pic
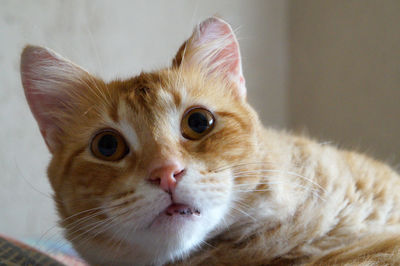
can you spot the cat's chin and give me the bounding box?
[121,212,208,265]
[78,214,208,266]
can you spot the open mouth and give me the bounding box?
[148,203,201,229]
[165,203,201,216]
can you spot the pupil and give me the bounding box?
[188,112,209,133]
[98,134,118,157]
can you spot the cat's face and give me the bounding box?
[21,18,261,265]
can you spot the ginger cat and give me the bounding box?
[20,17,400,265]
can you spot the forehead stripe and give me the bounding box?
[118,120,141,151]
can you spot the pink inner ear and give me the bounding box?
[190,18,246,97]
[215,41,241,76]
[24,85,64,152]
[20,46,88,152]
[199,20,240,72]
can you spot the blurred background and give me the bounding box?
[1,0,399,241]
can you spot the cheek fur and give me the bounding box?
[70,161,124,195]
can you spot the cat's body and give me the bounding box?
[175,129,400,265]
[20,18,400,265]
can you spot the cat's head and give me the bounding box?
[21,17,262,265]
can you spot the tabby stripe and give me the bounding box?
[215,111,248,131]
[61,147,86,181]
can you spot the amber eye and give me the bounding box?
[181,107,215,140]
[90,130,129,161]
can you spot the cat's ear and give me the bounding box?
[173,17,246,98]
[20,45,92,153]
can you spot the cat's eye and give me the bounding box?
[181,107,215,140]
[90,129,129,161]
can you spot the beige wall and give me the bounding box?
[0,0,288,239]
[289,0,400,165]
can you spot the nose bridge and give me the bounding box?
[148,117,181,153]
[139,132,182,168]
[144,137,186,194]
[158,140,180,160]
[135,108,184,171]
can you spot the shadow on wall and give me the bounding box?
[288,0,400,167]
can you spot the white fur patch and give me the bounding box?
[118,119,141,151]
[157,88,183,141]
[118,102,140,151]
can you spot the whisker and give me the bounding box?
[231,198,254,210]
[234,188,273,193]
[53,213,123,253]
[231,176,325,201]
[230,205,257,221]
[38,194,138,247]
[41,217,109,255]
[75,212,126,250]
[232,181,284,187]
[38,205,108,245]
[232,169,327,193]
[41,211,109,248]
[211,161,273,173]
[13,159,54,200]
[200,239,215,249]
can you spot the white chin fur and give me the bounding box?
[126,206,227,265]
[83,207,225,266]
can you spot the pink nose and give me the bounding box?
[148,163,185,193]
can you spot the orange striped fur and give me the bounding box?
[21,18,400,265]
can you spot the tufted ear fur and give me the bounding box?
[173,17,246,98]
[20,45,93,153]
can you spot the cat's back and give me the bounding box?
[262,128,400,192]
[258,128,400,264]
[263,128,400,223]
